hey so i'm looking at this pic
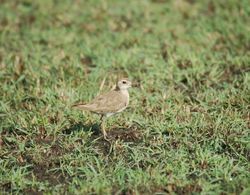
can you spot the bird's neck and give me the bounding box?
[115,86,129,95]
[120,88,128,94]
[120,89,129,102]
[115,87,129,105]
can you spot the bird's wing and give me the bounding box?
[85,91,127,114]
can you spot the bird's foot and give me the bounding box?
[101,124,108,139]
[102,132,110,141]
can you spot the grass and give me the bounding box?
[0,0,249,194]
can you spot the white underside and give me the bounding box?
[105,106,127,118]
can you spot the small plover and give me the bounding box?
[72,79,132,138]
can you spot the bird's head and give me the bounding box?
[117,79,132,90]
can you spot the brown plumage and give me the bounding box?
[72,79,132,138]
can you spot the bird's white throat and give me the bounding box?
[120,89,129,99]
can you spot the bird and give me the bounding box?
[72,78,132,139]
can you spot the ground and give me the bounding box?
[0,0,249,194]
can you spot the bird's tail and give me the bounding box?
[71,103,90,110]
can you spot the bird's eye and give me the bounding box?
[122,81,127,84]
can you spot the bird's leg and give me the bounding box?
[100,115,107,139]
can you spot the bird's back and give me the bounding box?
[73,90,129,114]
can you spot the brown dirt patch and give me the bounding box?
[32,162,70,185]
[90,124,144,155]
[107,127,143,142]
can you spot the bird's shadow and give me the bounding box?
[62,121,144,156]
[62,121,144,144]
[62,122,101,135]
